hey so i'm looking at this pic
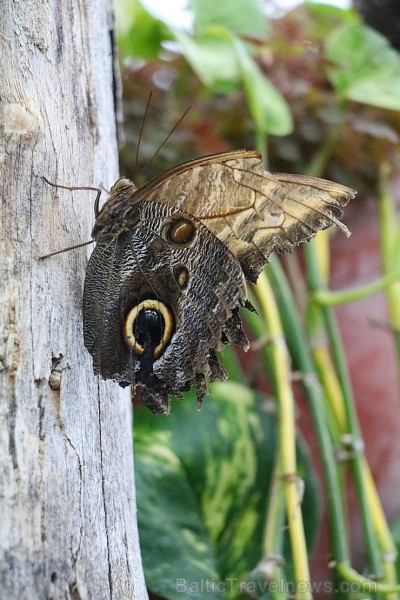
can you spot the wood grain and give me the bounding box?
[0,0,147,597]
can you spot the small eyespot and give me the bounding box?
[174,265,189,290]
[163,217,196,246]
[124,300,174,359]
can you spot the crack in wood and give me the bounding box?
[97,382,114,597]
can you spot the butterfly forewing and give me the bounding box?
[134,151,355,281]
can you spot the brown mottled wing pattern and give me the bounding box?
[84,200,248,413]
[84,150,355,413]
[131,150,356,282]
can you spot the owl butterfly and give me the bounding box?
[83,150,355,414]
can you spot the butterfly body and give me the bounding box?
[83,150,355,413]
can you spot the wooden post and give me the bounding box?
[0,0,148,597]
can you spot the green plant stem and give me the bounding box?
[311,344,345,438]
[303,123,398,594]
[262,456,286,557]
[336,563,400,594]
[243,453,286,600]
[322,302,398,599]
[362,460,399,596]
[256,456,287,600]
[256,130,268,170]
[255,272,312,600]
[378,164,400,374]
[312,269,400,306]
[305,126,341,178]
[304,241,383,585]
[266,257,350,568]
[265,256,400,598]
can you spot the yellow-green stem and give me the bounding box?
[255,273,312,599]
[266,258,351,584]
[305,238,384,588]
[312,269,400,306]
[311,346,347,436]
[378,164,400,375]
[362,461,399,600]
[262,458,286,556]
[336,563,400,594]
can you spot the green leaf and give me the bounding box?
[304,2,356,38]
[175,29,292,135]
[173,30,241,91]
[189,0,269,40]
[305,2,355,21]
[134,382,319,599]
[326,21,400,110]
[116,0,172,59]
[135,441,224,600]
[232,38,293,136]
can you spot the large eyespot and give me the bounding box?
[162,217,197,246]
[124,300,174,359]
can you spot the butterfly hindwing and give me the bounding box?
[83,199,247,413]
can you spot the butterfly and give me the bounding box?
[82,150,355,413]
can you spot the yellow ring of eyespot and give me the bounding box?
[124,299,174,359]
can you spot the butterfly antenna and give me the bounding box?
[133,91,153,181]
[39,239,94,260]
[141,106,191,175]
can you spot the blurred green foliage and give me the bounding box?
[135,383,318,600]
[116,0,400,191]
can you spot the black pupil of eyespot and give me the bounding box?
[135,309,164,349]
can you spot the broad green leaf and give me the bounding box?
[173,30,241,91]
[304,2,356,38]
[175,29,292,134]
[134,382,319,599]
[116,0,172,59]
[326,21,400,110]
[135,440,224,600]
[232,38,293,136]
[305,2,355,21]
[189,0,269,40]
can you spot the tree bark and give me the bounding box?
[0,0,148,598]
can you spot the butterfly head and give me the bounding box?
[110,177,136,194]
[92,177,138,239]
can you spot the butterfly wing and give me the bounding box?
[85,151,355,412]
[83,200,248,413]
[131,150,356,281]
